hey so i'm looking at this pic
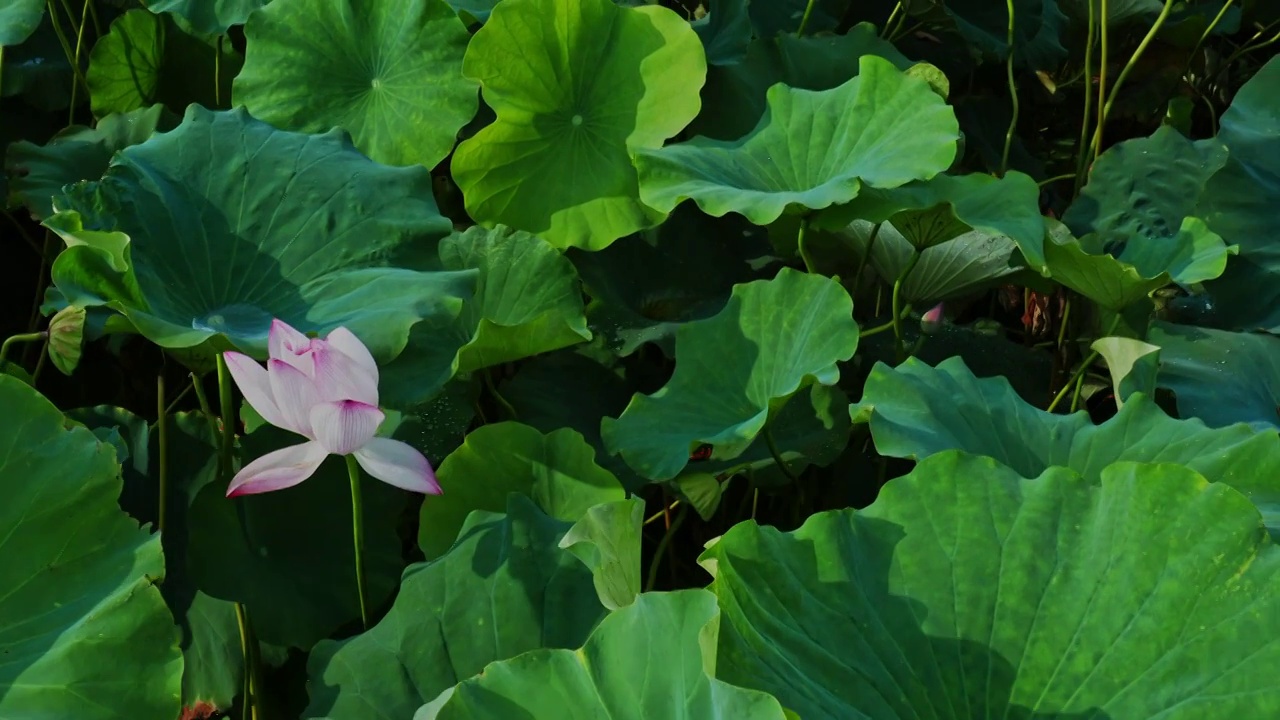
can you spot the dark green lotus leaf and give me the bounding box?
[852,355,1280,533]
[689,23,913,141]
[418,421,626,558]
[703,450,1280,718]
[570,204,771,357]
[749,0,845,37]
[637,55,959,226]
[305,494,608,720]
[817,170,1047,271]
[1150,321,1280,431]
[942,0,1068,68]
[1043,216,1232,312]
[184,422,409,649]
[6,104,178,219]
[87,9,241,116]
[1058,0,1165,26]
[691,0,751,65]
[602,268,859,482]
[1197,56,1280,331]
[0,376,182,719]
[234,0,476,170]
[451,0,706,250]
[46,106,474,368]
[419,590,790,720]
[0,0,43,47]
[143,0,268,35]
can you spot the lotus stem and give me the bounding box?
[860,303,912,338]
[68,0,91,126]
[850,222,881,298]
[796,215,814,274]
[157,374,168,536]
[892,251,922,361]
[796,0,818,36]
[216,355,235,477]
[644,504,687,592]
[345,455,370,630]
[0,332,45,365]
[882,3,902,38]
[216,36,224,105]
[1000,0,1019,176]
[1091,0,1176,158]
[763,424,799,483]
[189,372,222,444]
[1092,0,1109,163]
[234,603,260,720]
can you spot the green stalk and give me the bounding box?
[215,35,224,105]
[882,2,902,38]
[1074,2,1096,194]
[1047,314,1120,413]
[189,372,221,443]
[345,455,370,630]
[892,251,922,361]
[763,424,798,483]
[0,332,45,365]
[644,504,687,592]
[849,222,881,297]
[796,0,818,36]
[860,303,912,338]
[1188,0,1235,64]
[796,215,814,274]
[157,374,168,536]
[1000,0,1019,176]
[1091,0,1176,159]
[216,355,235,475]
[67,0,92,125]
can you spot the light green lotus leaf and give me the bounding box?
[1092,335,1160,409]
[636,55,960,226]
[143,0,267,35]
[45,106,474,368]
[442,225,592,373]
[6,104,178,220]
[418,421,626,558]
[1149,321,1280,432]
[852,355,1280,533]
[418,590,790,720]
[559,497,645,611]
[0,0,43,47]
[817,170,1047,271]
[234,0,476,169]
[306,495,609,720]
[702,450,1280,718]
[87,9,241,116]
[602,268,859,482]
[1197,56,1280,331]
[0,376,182,719]
[450,0,706,250]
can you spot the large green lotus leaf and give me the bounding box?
[602,268,859,482]
[450,0,706,250]
[1149,321,1280,432]
[636,55,960,226]
[817,170,1047,271]
[6,104,178,219]
[1042,217,1231,312]
[832,220,1022,304]
[0,376,182,719]
[570,204,771,357]
[1197,56,1280,331]
[689,24,913,142]
[442,225,592,373]
[0,0,42,46]
[942,0,1068,68]
[234,0,476,170]
[418,421,626,558]
[306,494,608,719]
[143,0,268,34]
[184,423,410,649]
[87,9,241,116]
[419,589,789,720]
[851,355,1280,532]
[702,450,1280,719]
[46,106,474,365]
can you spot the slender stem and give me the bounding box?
[1070,367,1089,413]
[234,603,260,720]
[1038,173,1076,188]
[31,340,48,385]
[795,215,815,273]
[0,46,5,102]
[762,425,799,484]
[0,332,45,365]
[1055,298,1072,351]
[1093,0,1109,162]
[644,504,687,592]
[164,377,195,416]
[1092,0,1176,159]
[1188,0,1235,64]
[68,0,91,126]
[158,374,168,535]
[849,222,881,297]
[892,251,922,361]
[1047,314,1120,412]
[216,355,235,478]
[643,499,680,526]
[483,368,517,419]
[215,35,224,105]
[345,455,369,630]
[45,0,89,98]
[190,371,221,442]
[861,303,913,338]
[882,2,902,38]
[796,0,818,36]
[1000,0,1019,176]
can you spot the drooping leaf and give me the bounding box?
[636,55,960,226]
[419,590,790,720]
[559,497,645,611]
[1150,321,1280,431]
[1092,335,1160,409]
[0,376,182,719]
[450,0,706,250]
[86,9,241,116]
[234,0,477,170]
[5,104,178,220]
[602,268,859,482]
[46,106,474,370]
[418,421,626,558]
[143,0,268,35]
[306,495,607,719]
[703,451,1280,718]
[851,355,1280,533]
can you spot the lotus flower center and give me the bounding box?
[371,78,382,89]
[571,114,583,126]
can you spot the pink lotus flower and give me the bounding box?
[921,302,945,335]
[221,320,441,497]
